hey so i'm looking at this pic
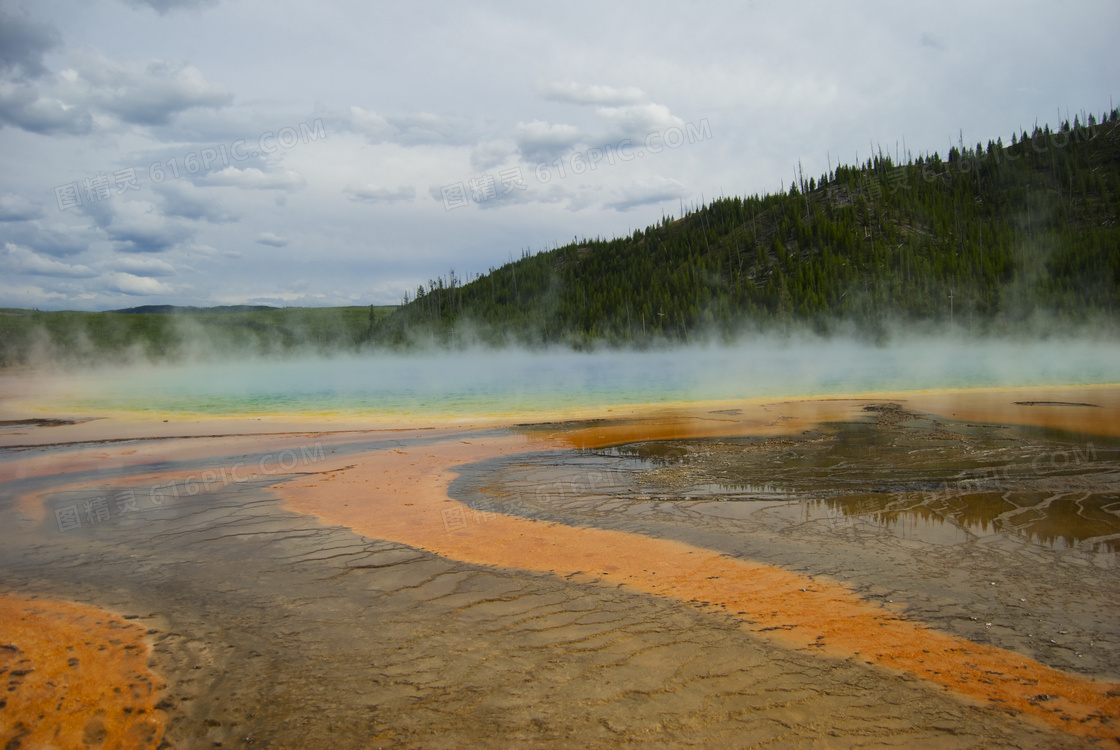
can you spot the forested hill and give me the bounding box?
[372,110,1120,347]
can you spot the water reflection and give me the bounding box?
[600,418,1120,558]
[798,491,1120,555]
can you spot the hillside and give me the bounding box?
[372,110,1120,347]
[0,306,395,366]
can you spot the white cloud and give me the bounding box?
[204,166,305,190]
[349,106,394,143]
[343,184,415,203]
[389,112,461,145]
[0,281,71,308]
[102,271,173,295]
[110,255,178,277]
[0,192,42,221]
[348,106,465,146]
[5,220,100,258]
[68,51,232,126]
[470,140,515,171]
[84,198,193,253]
[0,79,92,134]
[513,120,582,163]
[596,103,685,143]
[0,242,96,277]
[0,4,60,79]
[256,232,288,247]
[156,182,239,222]
[180,242,231,259]
[121,0,220,14]
[604,176,689,212]
[0,47,231,135]
[539,81,646,106]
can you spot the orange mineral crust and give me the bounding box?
[536,398,875,449]
[276,429,1120,743]
[0,594,165,749]
[905,385,1120,439]
[516,384,1120,451]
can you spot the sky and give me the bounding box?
[0,0,1116,311]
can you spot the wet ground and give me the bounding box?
[479,404,1120,682]
[1,396,1118,748]
[3,489,1076,749]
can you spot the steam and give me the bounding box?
[1,307,370,371]
[6,328,1117,420]
[2,305,1116,420]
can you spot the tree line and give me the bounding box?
[371,109,1120,347]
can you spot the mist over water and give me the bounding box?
[22,333,1119,418]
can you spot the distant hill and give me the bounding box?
[0,306,396,366]
[109,305,278,314]
[372,109,1120,347]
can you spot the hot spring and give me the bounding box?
[19,335,1120,418]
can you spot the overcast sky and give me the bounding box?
[0,0,1116,310]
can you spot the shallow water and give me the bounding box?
[594,419,1120,560]
[469,407,1120,683]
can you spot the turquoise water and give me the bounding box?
[60,338,1119,417]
